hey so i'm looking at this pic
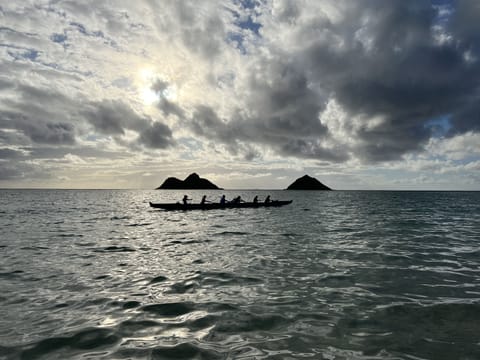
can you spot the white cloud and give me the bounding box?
[426,132,480,160]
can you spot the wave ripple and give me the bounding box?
[1,190,479,359]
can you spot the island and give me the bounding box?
[286,175,332,190]
[156,173,222,190]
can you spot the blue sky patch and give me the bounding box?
[51,33,67,44]
[424,115,452,137]
[7,48,39,61]
[236,15,261,35]
[227,32,247,54]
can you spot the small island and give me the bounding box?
[286,175,332,190]
[156,173,222,190]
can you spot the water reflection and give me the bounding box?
[0,190,479,359]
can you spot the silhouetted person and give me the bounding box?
[264,195,271,204]
[182,195,191,205]
[253,195,258,204]
[200,195,207,204]
[232,196,242,204]
[220,195,226,205]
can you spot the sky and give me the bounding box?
[0,0,479,190]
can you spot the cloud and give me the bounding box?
[138,121,174,149]
[0,79,80,145]
[148,0,229,60]
[255,0,480,162]
[0,163,25,180]
[0,159,50,181]
[426,131,480,160]
[152,79,186,118]
[26,122,76,145]
[450,102,480,135]
[162,0,480,164]
[0,0,479,188]
[83,99,174,148]
[0,148,23,159]
[83,100,149,135]
[0,109,76,145]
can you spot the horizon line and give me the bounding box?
[1,188,479,192]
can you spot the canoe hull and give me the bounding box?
[149,200,292,211]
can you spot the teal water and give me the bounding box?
[0,190,479,359]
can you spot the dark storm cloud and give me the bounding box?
[449,0,480,53]
[279,139,349,163]
[188,59,339,161]
[191,105,237,142]
[353,119,431,162]
[25,122,75,145]
[190,105,256,157]
[445,1,480,136]
[0,81,78,145]
[83,99,174,149]
[0,109,76,145]
[82,100,148,135]
[138,122,174,149]
[190,96,347,162]
[295,0,480,161]
[185,0,480,163]
[245,60,328,136]
[450,102,480,135]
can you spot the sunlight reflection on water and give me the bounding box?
[0,190,479,359]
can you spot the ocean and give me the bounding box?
[0,189,479,359]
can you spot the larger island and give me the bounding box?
[156,173,222,190]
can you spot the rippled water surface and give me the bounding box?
[1,190,479,359]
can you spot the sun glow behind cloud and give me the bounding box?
[138,68,160,105]
[138,68,179,106]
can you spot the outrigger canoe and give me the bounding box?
[149,200,292,211]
